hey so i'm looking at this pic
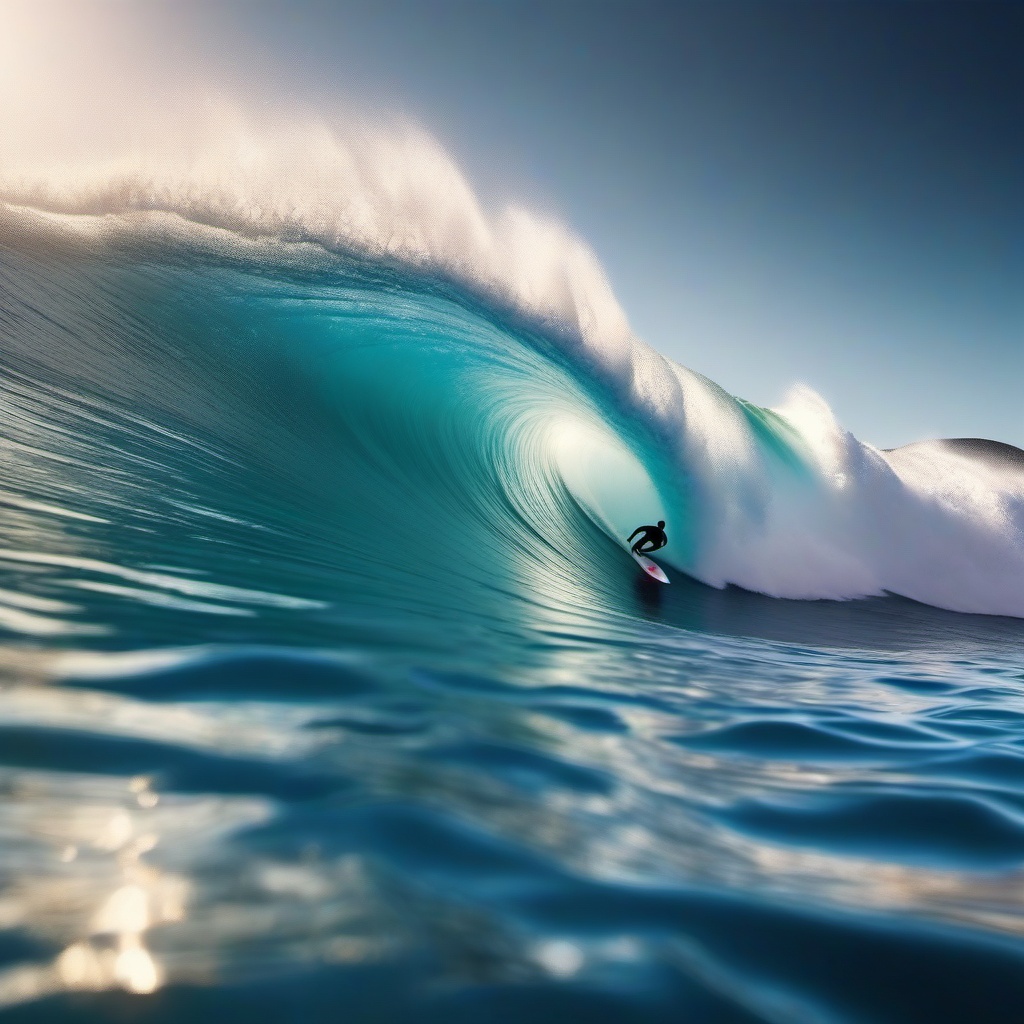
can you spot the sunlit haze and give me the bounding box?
[4,0,1021,447]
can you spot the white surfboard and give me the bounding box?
[631,551,670,584]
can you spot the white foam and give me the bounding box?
[691,386,1024,616]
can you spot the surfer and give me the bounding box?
[628,521,667,556]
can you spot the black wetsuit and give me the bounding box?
[628,524,667,555]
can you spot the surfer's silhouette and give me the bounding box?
[629,521,667,556]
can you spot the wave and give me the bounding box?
[1,113,1023,621]
[3,69,1024,1023]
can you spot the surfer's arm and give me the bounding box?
[627,528,642,542]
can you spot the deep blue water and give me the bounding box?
[0,215,1023,1023]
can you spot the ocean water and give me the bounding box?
[1,128,1024,1023]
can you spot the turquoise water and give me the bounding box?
[1,215,1024,1023]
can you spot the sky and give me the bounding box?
[7,1,1023,448]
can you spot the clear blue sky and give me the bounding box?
[101,2,1024,447]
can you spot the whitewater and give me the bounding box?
[1,110,1024,1023]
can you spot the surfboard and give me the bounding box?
[631,551,670,584]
